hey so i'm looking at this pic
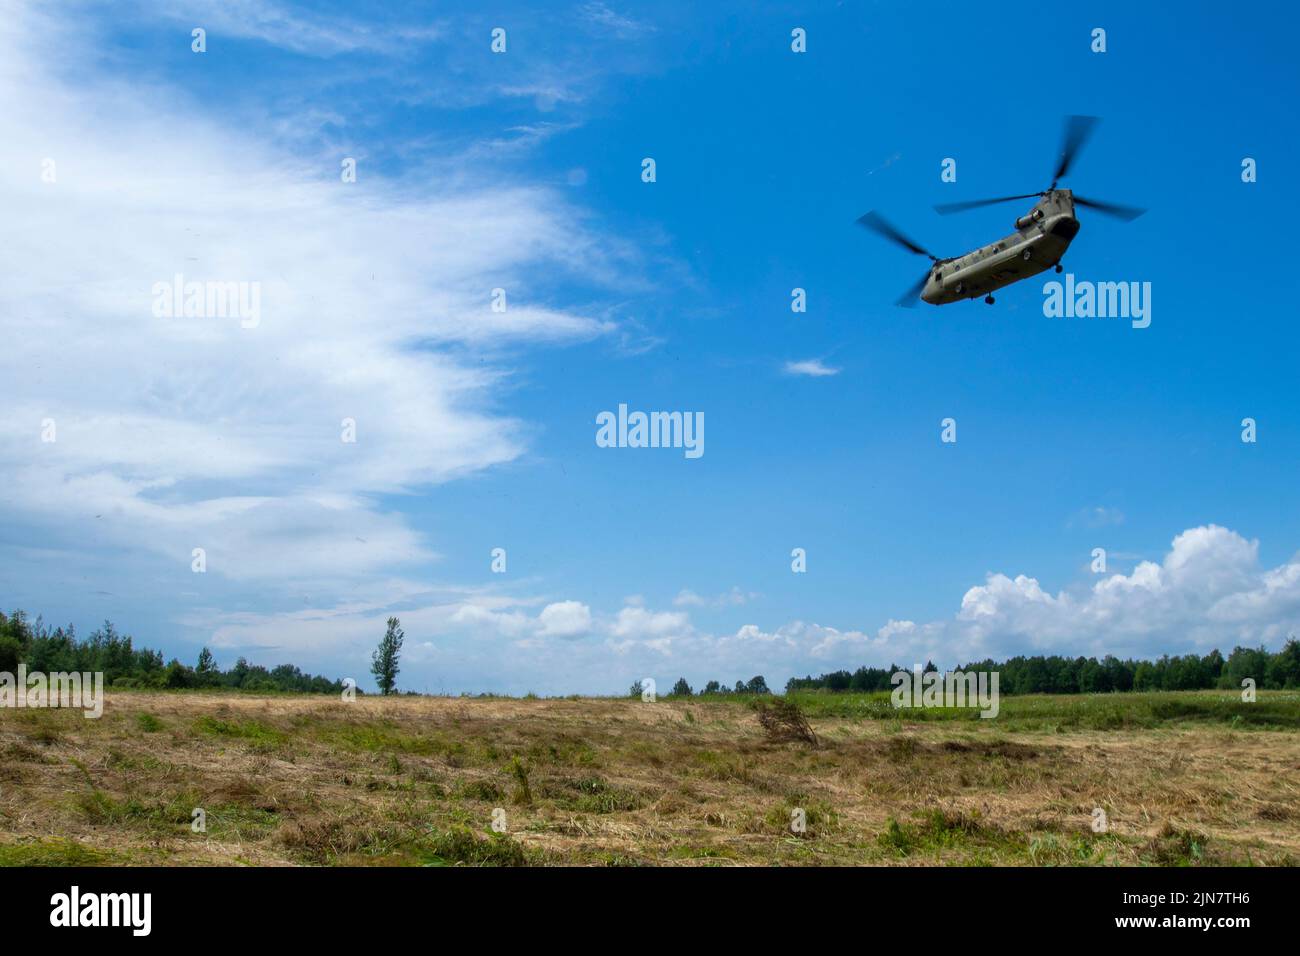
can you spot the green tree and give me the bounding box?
[196,647,218,685]
[1266,638,1300,689]
[670,677,693,697]
[163,659,195,688]
[0,635,22,673]
[371,617,404,695]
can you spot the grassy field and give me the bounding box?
[1,689,1298,866]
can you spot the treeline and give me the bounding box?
[0,609,347,694]
[786,641,1300,695]
[652,676,772,697]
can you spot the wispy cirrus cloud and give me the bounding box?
[577,2,657,38]
[673,586,757,608]
[783,359,840,377]
[144,0,444,56]
[0,3,640,602]
[1068,505,1126,529]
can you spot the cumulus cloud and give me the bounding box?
[183,525,1300,694]
[608,604,693,653]
[726,525,1300,671]
[537,601,593,638]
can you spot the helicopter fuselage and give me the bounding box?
[921,190,1080,304]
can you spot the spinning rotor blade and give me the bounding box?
[934,193,1041,215]
[856,211,937,259]
[1052,115,1099,187]
[1073,195,1146,222]
[894,272,929,308]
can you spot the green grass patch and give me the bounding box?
[785,689,1300,732]
[0,839,119,866]
[418,828,529,867]
[765,795,836,836]
[310,719,459,758]
[135,713,165,733]
[193,715,287,747]
[878,810,1021,859]
[549,776,644,814]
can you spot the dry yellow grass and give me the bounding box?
[1,691,1297,866]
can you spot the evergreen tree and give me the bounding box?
[196,647,218,685]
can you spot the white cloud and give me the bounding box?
[783,359,840,377]
[610,605,692,642]
[537,600,593,638]
[578,3,656,38]
[729,525,1300,670]
[183,525,1300,694]
[677,526,1300,682]
[0,6,632,594]
[147,0,443,56]
[1068,505,1125,528]
[673,586,756,608]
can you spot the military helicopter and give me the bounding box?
[857,116,1145,307]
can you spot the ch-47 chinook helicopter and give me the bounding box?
[858,116,1145,307]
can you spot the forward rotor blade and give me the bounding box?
[894,272,929,308]
[857,211,935,259]
[1073,195,1146,221]
[934,193,1041,215]
[1052,115,1099,186]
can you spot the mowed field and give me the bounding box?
[1,690,1298,866]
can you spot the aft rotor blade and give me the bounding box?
[1073,195,1146,221]
[1052,115,1099,186]
[933,193,1041,215]
[894,271,929,308]
[857,211,936,259]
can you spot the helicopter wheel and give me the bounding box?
[985,295,995,305]
[1054,263,1063,273]
[1022,249,1032,261]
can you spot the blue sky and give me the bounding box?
[2,1,1298,693]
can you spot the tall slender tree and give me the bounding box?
[196,647,217,685]
[371,616,404,695]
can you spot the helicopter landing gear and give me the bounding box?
[1054,263,1064,274]
[985,295,995,305]
[1022,249,1032,261]
[954,281,964,295]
